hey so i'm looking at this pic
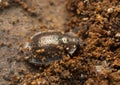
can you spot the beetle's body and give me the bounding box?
[27,31,83,65]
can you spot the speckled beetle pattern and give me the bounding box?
[27,31,83,66]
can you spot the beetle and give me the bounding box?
[26,31,83,66]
